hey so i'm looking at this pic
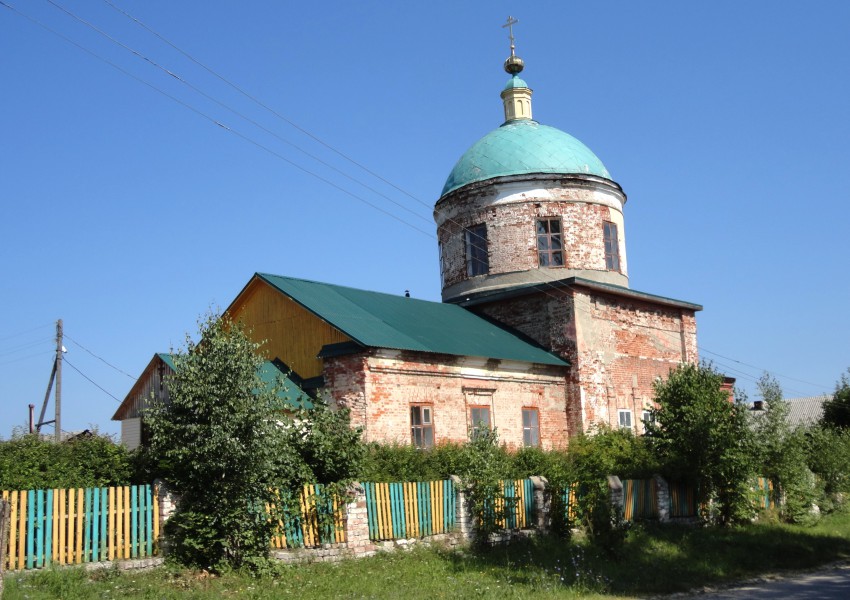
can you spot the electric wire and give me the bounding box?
[0,350,54,367]
[47,0,434,227]
[64,333,137,380]
[0,336,55,357]
[63,357,122,402]
[0,322,53,341]
[9,2,828,402]
[1,0,434,238]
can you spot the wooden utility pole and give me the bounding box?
[36,318,63,440]
[55,318,63,442]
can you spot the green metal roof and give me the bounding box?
[157,352,312,410]
[256,273,567,367]
[441,120,611,197]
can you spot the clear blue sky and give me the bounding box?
[2,1,849,440]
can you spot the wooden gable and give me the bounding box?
[226,276,352,380]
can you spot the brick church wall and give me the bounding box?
[323,350,568,449]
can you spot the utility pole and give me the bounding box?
[55,319,63,442]
[36,318,63,441]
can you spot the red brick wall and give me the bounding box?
[436,178,627,293]
[323,349,568,449]
[472,285,698,436]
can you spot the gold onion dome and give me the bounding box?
[504,54,524,75]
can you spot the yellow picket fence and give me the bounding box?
[1,484,159,571]
[270,484,346,549]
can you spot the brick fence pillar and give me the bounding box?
[450,475,474,541]
[529,476,549,533]
[154,479,179,525]
[654,474,670,522]
[343,482,375,557]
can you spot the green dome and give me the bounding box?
[503,75,528,90]
[441,120,612,197]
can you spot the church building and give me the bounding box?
[114,36,702,451]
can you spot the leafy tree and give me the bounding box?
[145,312,363,571]
[822,369,850,429]
[646,362,755,525]
[750,373,818,524]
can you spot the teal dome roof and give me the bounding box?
[503,75,528,90]
[441,120,612,197]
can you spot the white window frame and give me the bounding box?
[618,409,633,430]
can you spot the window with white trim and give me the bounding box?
[522,408,540,447]
[618,409,633,430]
[410,405,434,449]
[469,405,491,440]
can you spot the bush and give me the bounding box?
[0,431,132,490]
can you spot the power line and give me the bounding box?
[63,357,121,402]
[47,0,433,228]
[699,347,828,389]
[0,350,54,367]
[0,336,54,357]
[2,0,435,239]
[0,322,53,341]
[63,333,137,380]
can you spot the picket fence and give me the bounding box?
[362,479,456,540]
[1,484,158,571]
[623,478,658,521]
[270,483,346,549]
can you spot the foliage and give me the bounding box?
[145,312,363,571]
[646,362,756,525]
[821,368,850,429]
[0,430,131,490]
[458,428,512,546]
[358,441,468,482]
[806,425,850,505]
[749,373,819,524]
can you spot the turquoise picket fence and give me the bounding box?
[362,480,456,540]
[494,479,535,529]
[2,484,158,571]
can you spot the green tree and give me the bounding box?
[750,373,818,524]
[822,369,850,429]
[647,362,755,525]
[145,312,365,571]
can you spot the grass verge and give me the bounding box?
[5,510,850,599]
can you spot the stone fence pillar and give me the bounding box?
[344,482,375,557]
[607,476,623,518]
[529,476,549,533]
[154,479,179,525]
[449,475,474,541]
[654,474,670,522]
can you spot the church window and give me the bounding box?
[469,405,491,439]
[603,221,620,271]
[464,224,489,276]
[522,408,540,447]
[618,409,632,430]
[536,218,564,267]
[410,405,434,449]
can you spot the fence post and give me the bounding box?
[1,499,10,596]
[529,476,549,533]
[343,482,373,556]
[607,476,623,519]
[449,476,474,542]
[654,474,670,522]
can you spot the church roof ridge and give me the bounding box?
[253,272,568,367]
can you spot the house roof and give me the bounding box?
[113,353,312,420]
[785,395,831,427]
[255,273,568,367]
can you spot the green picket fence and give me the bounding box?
[362,480,456,540]
[2,484,158,571]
